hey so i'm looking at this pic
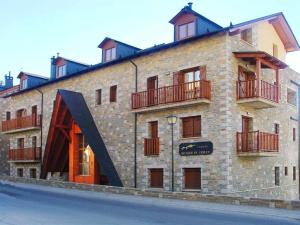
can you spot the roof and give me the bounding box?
[6,29,227,98]
[169,5,223,29]
[54,56,91,67]
[98,37,141,50]
[0,85,20,98]
[229,12,300,52]
[233,51,288,69]
[5,12,299,98]
[17,71,49,80]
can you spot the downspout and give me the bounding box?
[129,60,138,188]
[36,89,44,163]
[290,80,300,199]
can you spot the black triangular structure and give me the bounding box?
[41,89,123,187]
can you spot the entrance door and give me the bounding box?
[242,116,252,152]
[32,105,37,126]
[238,66,256,98]
[147,76,158,106]
[16,109,26,128]
[69,122,100,184]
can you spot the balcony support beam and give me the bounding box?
[256,58,261,97]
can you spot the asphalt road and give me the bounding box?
[0,182,300,225]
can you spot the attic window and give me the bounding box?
[178,21,195,40]
[57,65,66,78]
[20,79,28,90]
[105,47,116,62]
[241,28,252,44]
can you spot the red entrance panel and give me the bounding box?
[69,123,100,184]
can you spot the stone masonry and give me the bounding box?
[1,20,299,200]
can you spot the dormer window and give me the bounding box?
[105,47,116,62]
[20,79,27,90]
[241,28,252,44]
[178,21,196,40]
[57,64,66,78]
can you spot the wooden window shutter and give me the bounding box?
[182,117,193,138]
[110,85,117,102]
[199,66,207,80]
[150,168,163,188]
[185,168,201,189]
[173,72,184,85]
[193,116,201,137]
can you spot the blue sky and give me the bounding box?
[0,0,299,84]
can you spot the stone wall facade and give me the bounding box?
[0,98,9,175]
[1,23,299,200]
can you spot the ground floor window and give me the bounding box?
[17,168,23,177]
[149,168,163,188]
[184,168,201,189]
[30,168,37,178]
[275,167,280,186]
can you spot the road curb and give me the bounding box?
[1,175,299,211]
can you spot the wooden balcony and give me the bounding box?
[132,80,211,113]
[8,147,42,162]
[144,138,160,156]
[1,114,41,133]
[236,80,279,109]
[236,131,279,156]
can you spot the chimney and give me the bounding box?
[188,2,193,9]
[4,72,13,88]
[50,56,57,80]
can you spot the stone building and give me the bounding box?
[1,4,299,200]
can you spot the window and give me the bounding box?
[275,167,280,186]
[105,47,116,62]
[110,85,117,103]
[57,65,67,78]
[273,44,278,58]
[30,168,37,178]
[274,123,279,134]
[20,79,28,90]
[149,121,158,138]
[77,134,90,176]
[182,116,201,138]
[17,168,23,177]
[178,21,195,40]
[241,28,252,44]
[287,88,297,106]
[96,89,102,105]
[149,168,163,188]
[285,167,288,176]
[293,128,296,142]
[17,138,24,149]
[6,111,11,120]
[293,166,296,181]
[32,136,37,148]
[184,168,201,189]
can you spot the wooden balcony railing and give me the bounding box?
[8,147,42,161]
[236,131,279,154]
[236,80,279,103]
[132,80,211,109]
[1,114,41,132]
[144,138,160,156]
